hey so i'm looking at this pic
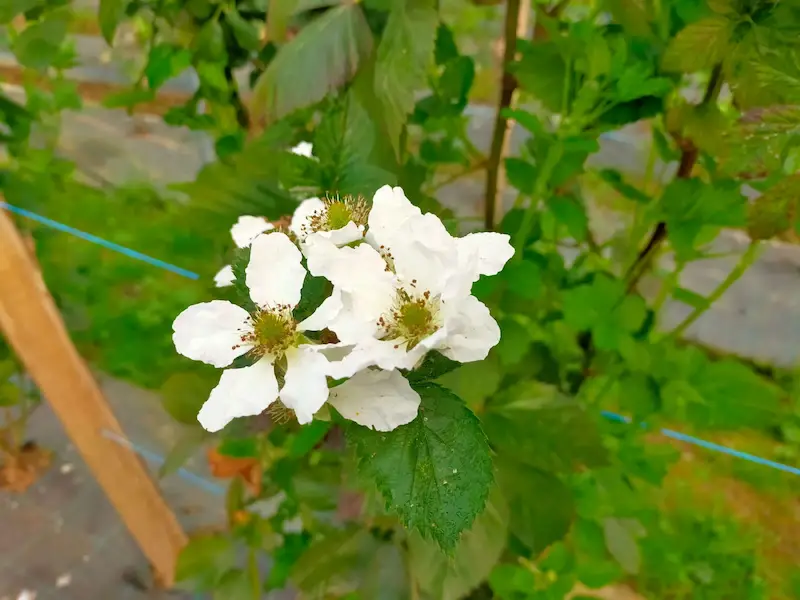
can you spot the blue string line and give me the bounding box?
[3,202,798,479]
[1,202,200,280]
[101,429,225,496]
[601,411,800,476]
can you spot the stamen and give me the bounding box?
[241,305,298,358]
[377,287,441,350]
[306,194,369,235]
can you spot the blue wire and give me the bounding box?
[601,410,800,476]
[1,201,200,280]
[101,429,225,496]
[3,202,798,479]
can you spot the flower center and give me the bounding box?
[245,307,297,357]
[326,202,352,230]
[379,288,440,350]
[308,196,369,234]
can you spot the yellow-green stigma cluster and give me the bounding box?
[378,287,440,350]
[308,195,369,233]
[240,306,298,357]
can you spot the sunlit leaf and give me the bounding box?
[373,0,438,156]
[409,486,508,600]
[252,5,373,122]
[348,383,493,550]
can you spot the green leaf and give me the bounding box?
[373,0,438,156]
[597,169,650,204]
[504,259,543,300]
[511,41,568,112]
[603,518,642,575]
[658,179,746,259]
[287,420,331,457]
[293,270,331,323]
[145,44,192,90]
[505,158,536,195]
[173,134,299,218]
[227,8,261,51]
[406,350,461,384]
[291,527,379,594]
[175,533,235,589]
[360,543,411,600]
[12,13,68,70]
[161,372,212,425]
[603,0,653,36]
[194,20,227,62]
[409,486,509,600]
[266,534,310,590]
[562,275,646,351]
[228,245,257,313]
[213,569,251,600]
[101,87,156,110]
[159,428,209,479]
[497,459,574,554]
[266,0,298,43]
[496,319,532,368]
[436,354,502,410]
[348,383,493,550]
[439,56,475,110]
[483,382,608,473]
[434,22,459,65]
[549,195,588,242]
[252,5,373,122]
[0,0,42,24]
[314,92,396,196]
[99,0,127,43]
[217,437,259,458]
[747,174,800,240]
[489,564,537,599]
[662,16,733,73]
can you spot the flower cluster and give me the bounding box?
[173,177,514,433]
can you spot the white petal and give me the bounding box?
[291,141,314,158]
[326,332,443,377]
[447,232,514,298]
[457,232,514,277]
[329,369,420,431]
[231,216,274,248]
[304,240,395,342]
[297,290,343,332]
[246,232,306,309]
[440,296,501,363]
[390,213,458,297]
[325,291,383,344]
[198,358,278,432]
[280,346,330,424]
[283,516,304,534]
[290,197,325,241]
[172,301,252,368]
[326,338,392,378]
[214,264,235,288]
[366,185,421,247]
[309,221,363,247]
[307,239,394,296]
[249,492,287,519]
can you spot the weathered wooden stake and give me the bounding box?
[0,208,187,585]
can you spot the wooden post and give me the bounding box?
[0,209,187,585]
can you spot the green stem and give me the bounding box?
[248,547,260,600]
[652,260,684,314]
[669,241,760,339]
[512,142,563,256]
[624,63,725,292]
